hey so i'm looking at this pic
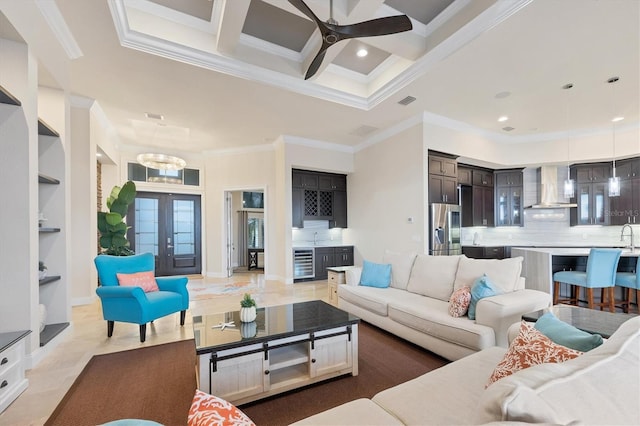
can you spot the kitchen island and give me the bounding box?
[512,247,639,294]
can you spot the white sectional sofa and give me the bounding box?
[338,252,551,360]
[293,315,640,425]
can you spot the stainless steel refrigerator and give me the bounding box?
[429,203,462,256]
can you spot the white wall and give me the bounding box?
[347,123,425,264]
[204,147,277,278]
[68,99,98,305]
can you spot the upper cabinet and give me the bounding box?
[610,157,640,225]
[428,152,458,204]
[495,169,523,227]
[292,170,347,228]
[459,164,494,227]
[570,163,611,226]
[428,154,457,178]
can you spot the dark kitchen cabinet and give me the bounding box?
[292,188,304,228]
[314,248,335,280]
[292,170,319,188]
[610,157,640,225]
[428,154,457,177]
[429,174,458,204]
[459,164,495,227]
[319,174,346,191]
[495,170,522,187]
[334,246,354,267]
[575,163,610,183]
[314,246,354,280]
[463,246,509,259]
[292,169,348,228]
[457,166,473,186]
[332,190,347,228]
[614,157,640,180]
[572,181,609,226]
[610,177,640,225]
[473,186,494,227]
[428,152,458,204]
[472,169,494,187]
[495,170,523,227]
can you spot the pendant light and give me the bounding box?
[607,77,621,197]
[562,83,575,199]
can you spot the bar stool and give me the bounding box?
[616,256,640,313]
[553,248,622,312]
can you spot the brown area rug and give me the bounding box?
[241,323,449,425]
[45,339,197,426]
[45,323,448,426]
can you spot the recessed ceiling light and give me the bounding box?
[356,48,368,58]
[612,116,624,122]
[96,153,102,157]
[498,116,509,122]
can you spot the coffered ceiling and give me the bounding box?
[1,0,638,157]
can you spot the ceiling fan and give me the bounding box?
[288,0,413,79]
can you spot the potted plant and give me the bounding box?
[97,181,137,256]
[240,293,257,323]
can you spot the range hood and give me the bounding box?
[525,166,578,209]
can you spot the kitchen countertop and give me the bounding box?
[512,247,639,256]
[293,244,354,249]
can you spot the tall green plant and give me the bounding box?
[97,181,137,256]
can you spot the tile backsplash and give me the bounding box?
[461,167,637,247]
[292,220,343,246]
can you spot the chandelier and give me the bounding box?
[136,153,186,171]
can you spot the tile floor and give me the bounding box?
[0,273,328,426]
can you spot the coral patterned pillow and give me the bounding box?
[116,271,159,293]
[486,321,582,387]
[448,286,471,317]
[188,390,255,426]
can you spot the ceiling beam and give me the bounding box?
[215,0,251,55]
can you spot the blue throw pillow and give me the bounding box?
[359,260,392,288]
[468,275,499,320]
[534,311,603,352]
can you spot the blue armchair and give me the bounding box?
[94,252,189,342]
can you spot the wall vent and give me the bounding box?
[350,125,379,136]
[145,112,165,120]
[398,96,416,106]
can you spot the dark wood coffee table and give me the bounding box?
[193,300,360,405]
[523,304,636,338]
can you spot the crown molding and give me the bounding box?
[35,0,83,59]
[203,143,276,157]
[283,135,355,154]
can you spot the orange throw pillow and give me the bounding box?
[448,286,471,317]
[188,390,255,426]
[486,321,582,387]
[116,271,159,293]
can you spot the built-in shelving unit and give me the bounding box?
[39,323,69,347]
[38,227,61,233]
[37,118,60,137]
[38,114,69,350]
[0,84,21,106]
[38,173,60,184]
[39,276,61,286]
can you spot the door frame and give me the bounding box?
[223,186,268,277]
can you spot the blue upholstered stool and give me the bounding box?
[616,256,640,313]
[553,248,622,312]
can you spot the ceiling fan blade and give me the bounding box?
[336,15,412,39]
[305,46,329,80]
[288,0,324,26]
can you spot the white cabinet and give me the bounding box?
[198,324,358,405]
[0,331,30,414]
